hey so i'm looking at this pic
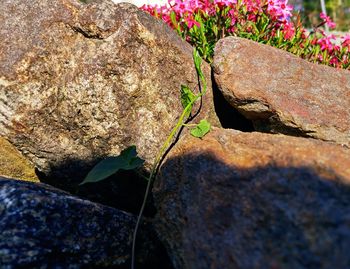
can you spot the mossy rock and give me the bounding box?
[0,137,38,182]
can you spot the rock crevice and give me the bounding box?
[213,36,350,146]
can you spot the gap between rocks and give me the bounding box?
[211,70,254,132]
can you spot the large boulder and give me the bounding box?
[0,177,171,268]
[154,128,350,269]
[213,37,350,146]
[0,0,219,185]
[0,137,38,182]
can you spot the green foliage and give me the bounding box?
[80,146,144,185]
[190,119,211,138]
[181,85,196,117]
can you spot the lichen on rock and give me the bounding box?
[0,137,38,182]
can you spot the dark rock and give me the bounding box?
[0,177,171,268]
[0,0,219,187]
[212,37,350,146]
[154,128,350,269]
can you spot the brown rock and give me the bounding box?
[0,137,38,182]
[0,0,219,184]
[154,128,350,269]
[213,37,350,146]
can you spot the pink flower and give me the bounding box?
[247,13,257,22]
[186,16,201,28]
[341,34,350,47]
[172,0,193,16]
[329,57,340,67]
[282,21,295,39]
[267,0,293,21]
[317,34,336,52]
[214,0,236,7]
[320,12,336,29]
[228,9,237,25]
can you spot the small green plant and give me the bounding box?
[80,145,144,185]
[80,48,210,269]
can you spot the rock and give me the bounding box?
[0,176,172,268]
[212,37,350,146]
[0,0,219,185]
[154,128,350,269]
[0,137,38,182]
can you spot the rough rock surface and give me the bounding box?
[0,137,38,182]
[154,128,350,269]
[0,177,171,268]
[213,37,350,146]
[0,0,219,184]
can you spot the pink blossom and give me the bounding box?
[186,16,201,28]
[317,34,336,52]
[341,34,350,47]
[172,0,193,16]
[267,0,293,21]
[247,13,257,22]
[228,9,237,25]
[282,21,295,40]
[214,0,236,7]
[320,12,336,29]
[329,57,340,67]
[140,0,349,70]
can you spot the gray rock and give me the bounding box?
[0,0,219,186]
[154,128,350,269]
[213,37,350,146]
[0,176,170,268]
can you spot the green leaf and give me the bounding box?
[193,48,205,82]
[193,48,202,73]
[80,145,144,185]
[170,11,179,29]
[180,85,196,109]
[190,119,211,138]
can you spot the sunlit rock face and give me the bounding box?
[213,36,350,147]
[0,0,219,187]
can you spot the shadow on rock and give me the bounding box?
[0,177,173,268]
[36,157,156,217]
[154,150,350,269]
[211,70,254,132]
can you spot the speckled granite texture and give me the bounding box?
[0,177,165,268]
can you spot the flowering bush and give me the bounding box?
[141,0,349,70]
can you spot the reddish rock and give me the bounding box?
[213,37,350,146]
[154,128,350,269]
[0,0,219,185]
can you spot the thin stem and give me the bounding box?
[131,101,195,269]
[182,123,197,127]
[131,49,207,269]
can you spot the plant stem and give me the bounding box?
[131,49,206,269]
[182,123,197,127]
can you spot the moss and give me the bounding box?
[0,137,39,182]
